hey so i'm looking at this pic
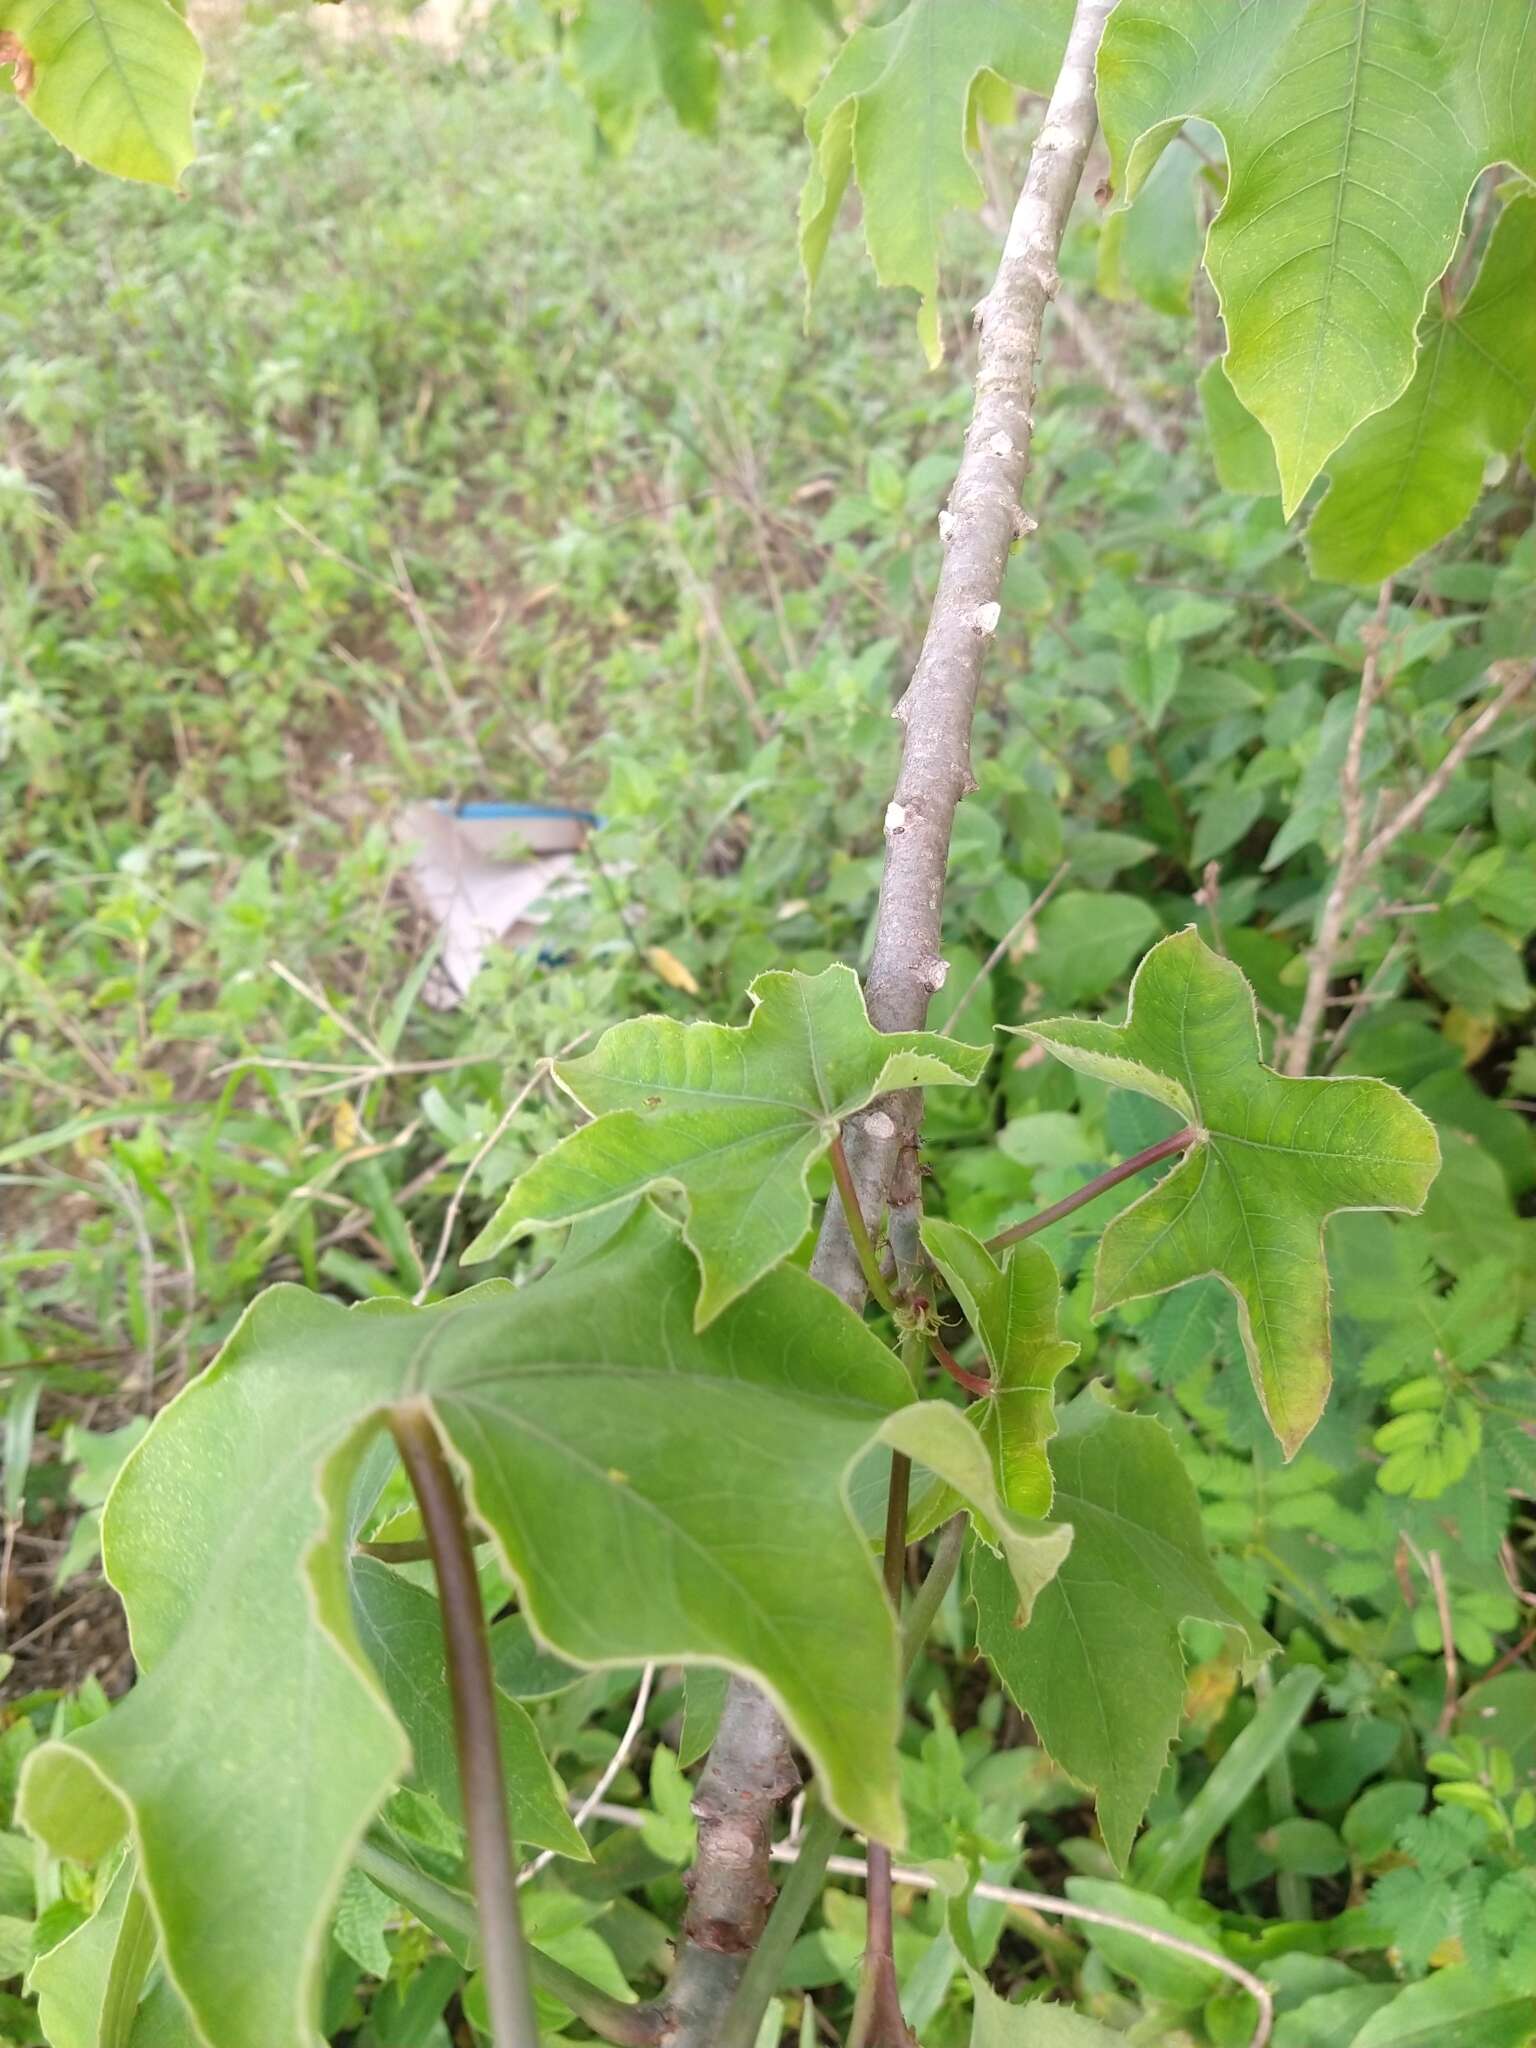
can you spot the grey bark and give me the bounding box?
[663,6,1116,2044]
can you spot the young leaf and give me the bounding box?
[968,1968,1122,2045]
[1,0,203,186]
[464,964,987,1324]
[1098,1,1536,511]
[919,1218,1078,1516]
[20,1207,1062,2048]
[971,1389,1272,1868]
[799,0,1073,362]
[1308,195,1536,582]
[1021,928,1440,1454]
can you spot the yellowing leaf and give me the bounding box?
[645,945,701,996]
[1022,929,1439,1453]
[1,0,202,185]
[1307,195,1536,582]
[1099,1,1536,512]
[465,964,987,1324]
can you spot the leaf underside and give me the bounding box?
[1098,0,1536,511]
[20,1205,1065,2048]
[1023,928,1439,1454]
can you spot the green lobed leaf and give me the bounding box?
[0,0,202,186]
[1308,195,1536,583]
[971,1389,1272,1867]
[1022,928,1440,1453]
[799,0,1073,363]
[1098,0,1536,511]
[20,1206,1066,2048]
[1096,126,1209,318]
[464,964,988,1324]
[919,1219,1078,1517]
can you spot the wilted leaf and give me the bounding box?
[972,1390,1270,1867]
[1022,929,1440,1452]
[465,964,987,1324]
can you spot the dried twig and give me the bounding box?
[1289,617,1534,1077]
[581,1801,1274,2048]
[936,859,1069,1032]
[413,1035,589,1305]
[1286,580,1394,1075]
[519,1662,655,1885]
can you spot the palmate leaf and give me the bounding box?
[1021,929,1439,1454]
[799,0,1073,364]
[19,1206,1067,2048]
[1098,0,1536,512]
[919,1218,1078,1517]
[1308,194,1536,583]
[0,0,202,186]
[971,1389,1272,1868]
[465,964,988,1325]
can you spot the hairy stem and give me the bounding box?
[356,1838,664,2047]
[986,1128,1196,1252]
[389,1408,540,2048]
[666,6,1115,2038]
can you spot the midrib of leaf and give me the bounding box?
[1289,0,1371,473]
[68,0,160,154]
[446,1393,809,1675]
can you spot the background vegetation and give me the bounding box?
[2,12,1534,2044]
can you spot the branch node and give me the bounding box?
[971,601,1002,637]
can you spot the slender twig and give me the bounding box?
[900,1516,966,1674]
[1291,650,1534,1076]
[667,9,1115,2041]
[390,1408,540,2048]
[356,1838,664,2047]
[1358,659,1534,872]
[582,1804,1275,2048]
[986,1129,1196,1252]
[1286,582,1393,1076]
[828,1131,901,1315]
[1425,1548,1461,1738]
[519,1663,655,1885]
[936,860,1070,1032]
[715,1802,845,2048]
[415,1040,589,1304]
[268,958,388,1066]
[1053,291,1175,454]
